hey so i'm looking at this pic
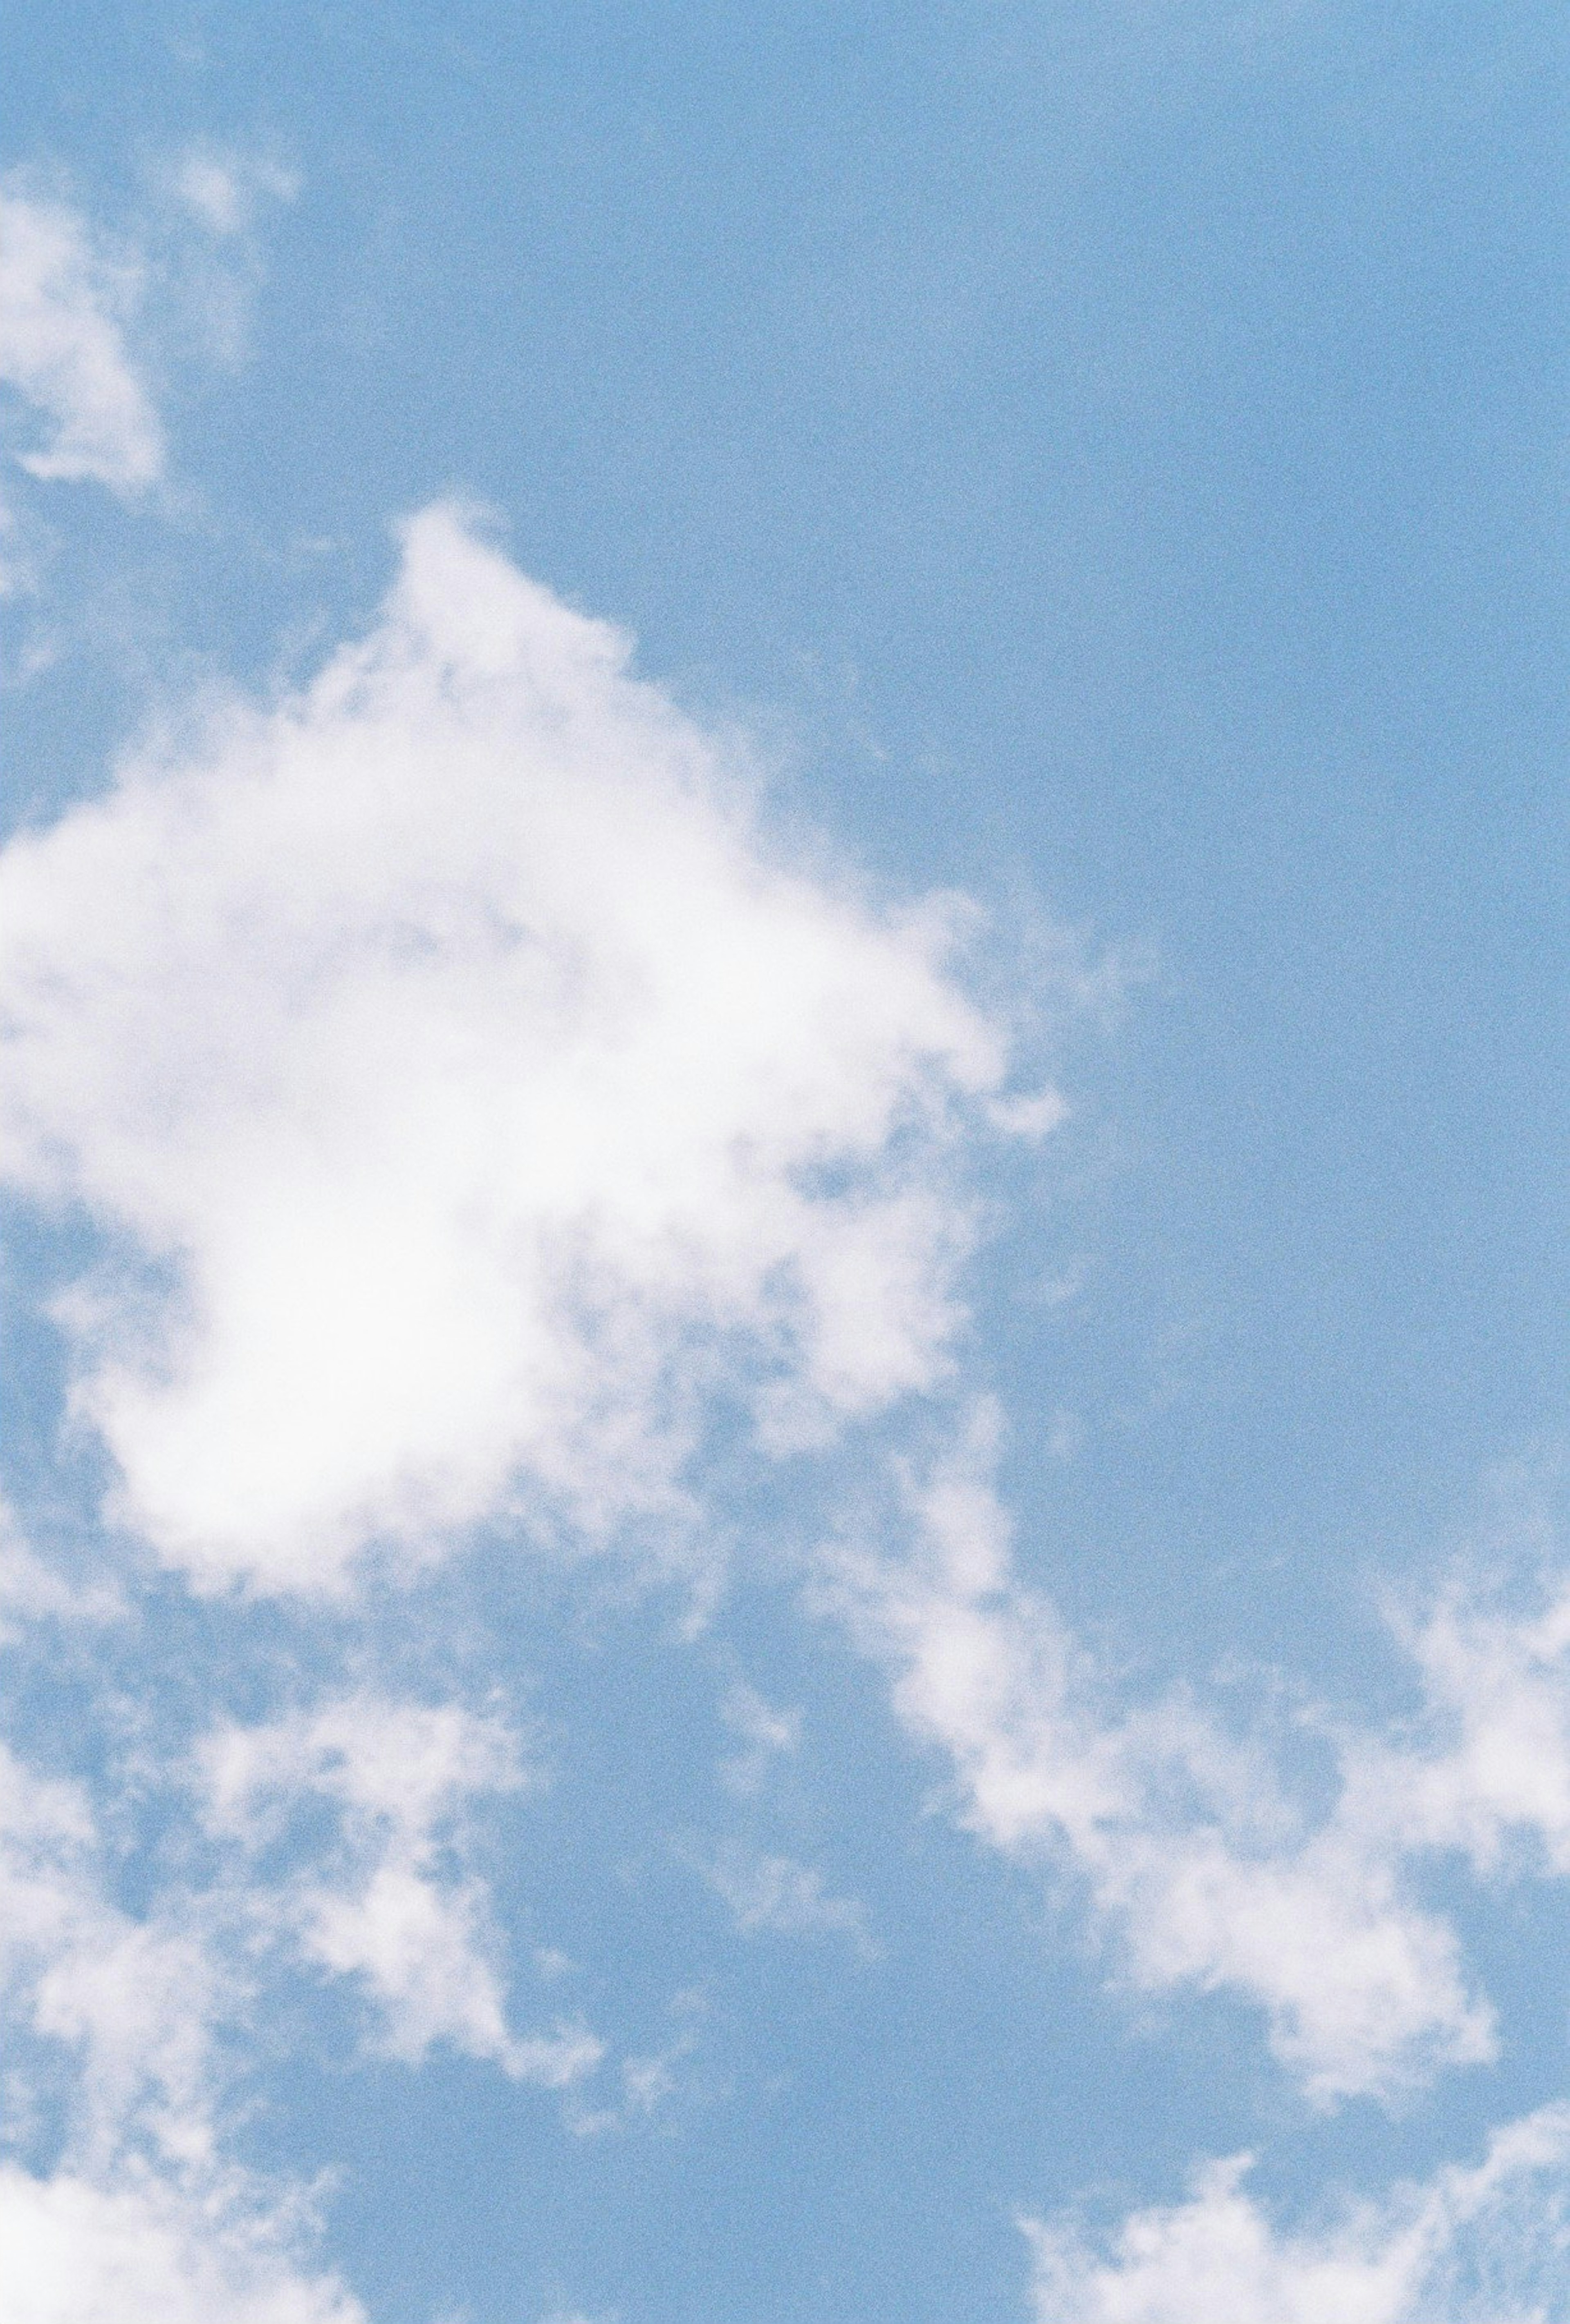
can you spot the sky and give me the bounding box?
[0,4,1568,2320]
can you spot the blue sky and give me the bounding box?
[1,6,1568,2320]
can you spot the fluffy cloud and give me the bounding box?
[0,1732,368,2322]
[0,504,1025,1593]
[0,184,163,495]
[199,1690,599,2082]
[1025,2106,1570,2324]
[1350,1576,1570,1875]
[718,1681,801,1796]
[16,459,1570,2313]
[0,1677,606,2320]
[0,2169,363,2324]
[0,1741,223,2174]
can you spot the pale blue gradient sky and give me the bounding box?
[2,7,1568,2322]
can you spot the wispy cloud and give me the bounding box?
[0,1740,222,2176]
[821,1405,1570,2103]
[718,1681,801,1796]
[0,1497,123,1642]
[0,1729,362,2321]
[564,1990,709,2139]
[695,1840,875,1956]
[0,181,164,499]
[167,146,298,243]
[198,1690,598,2083]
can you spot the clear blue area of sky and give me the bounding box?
[2,6,1567,2320]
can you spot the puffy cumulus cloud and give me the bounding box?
[0,504,1031,1593]
[0,183,163,495]
[199,1691,600,2083]
[822,1408,1495,2103]
[0,2167,364,2324]
[1025,2106,1570,2324]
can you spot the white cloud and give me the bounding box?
[0,1680,617,2320]
[16,453,1570,2301]
[822,1407,1496,2102]
[0,504,1026,1593]
[0,1740,224,2174]
[0,184,163,495]
[0,2167,364,2324]
[564,1991,708,2139]
[837,1433,1570,2102]
[1025,2105,1570,2324]
[200,1691,599,2083]
[157,145,298,371]
[0,1735,369,2321]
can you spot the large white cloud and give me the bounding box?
[0,184,163,496]
[0,504,1027,1592]
[1025,2105,1570,2324]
